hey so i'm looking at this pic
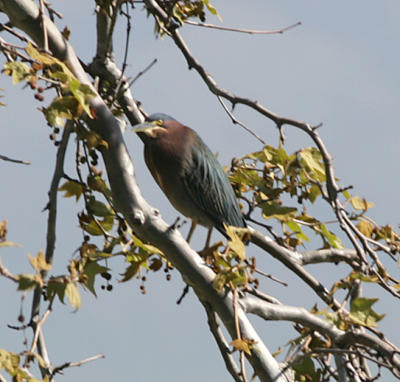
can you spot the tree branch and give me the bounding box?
[203,302,243,382]
[242,296,400,375]
[51,353,105,378]
[184,20,302,35]
[0,153,30,165]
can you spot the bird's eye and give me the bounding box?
[154,120,164,126]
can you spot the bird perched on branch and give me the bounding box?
[133,113,246,241]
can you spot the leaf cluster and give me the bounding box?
[148,0,220,36]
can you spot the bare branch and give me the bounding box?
[184,20,302,35]
[0,258,19,282]
[249,227,341,310]
[38,0,48,52]
[0,153,31,165]
[27,308,51,356]
[242,296,400,374]
[217,95,266,144]
[300,248,359,267]
[129,58,158,86]
[204,302,243,382]
[51,354,105,378]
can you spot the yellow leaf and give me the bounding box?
[58,180,83,201]
[28,250,52,272]
[224,224,246,260]
[26,42,55,65]
[0,241,22,248]
[357,220,373,237]
[231,338,251,355]
[65,282,81,309]
[351,196,374,211]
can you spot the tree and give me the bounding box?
[0,1,399,381]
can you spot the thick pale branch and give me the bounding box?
[249,228,341,310]
[300,248,359,267]
[242,296,400,374]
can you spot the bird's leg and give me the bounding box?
[176,284,190,304]
[204,227,213,250]
[186,220,197,243]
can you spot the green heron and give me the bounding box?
[133,113,246,241]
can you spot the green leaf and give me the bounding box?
[286,221,310,242]
[65,282,81,309]
[261,201,297,222]
[308,184,321,203]
[300,147,326,181]
[80,215,114,236]
[350,297,385,327]
[68,78,95,118]
[132,235,163,256]
[45,95,82,127]
[83,260,109,296]
[320,224,344,249]
[47,278,67,304]
[17,274,42,291]
[202,0,221,19]
[26,42,61,66]
[87,175,111,197]
[212,272,227,292]
[343,190,351,200]
[4,62,33,84]
[293,356,320,382]
[120,262,142,282]
[349,272,379,283]
[87,199,114,217]
[59,180,83,201]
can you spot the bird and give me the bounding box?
[133,113,246,242]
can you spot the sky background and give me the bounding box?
[1,1,399,381]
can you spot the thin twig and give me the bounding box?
[253,268,288,287]
[29,123,72,378]
[185,20,302,35]
[129,58,158,86]
[0,259,19,282]
[28,308,52,356]
[217,96,266,145]
[0,23,38,46]
[233,288,248,382]
[51,354,105,377]
[111,1,132,106]
[104,0,123,57]
[0,154,30,165]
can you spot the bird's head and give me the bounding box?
[132,113,177,140]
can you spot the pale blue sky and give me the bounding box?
[1,1,399,381]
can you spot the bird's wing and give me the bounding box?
[182,137,245,235]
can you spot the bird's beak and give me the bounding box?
[132,121,158,134]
